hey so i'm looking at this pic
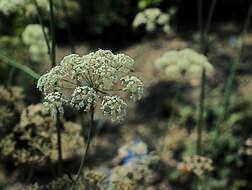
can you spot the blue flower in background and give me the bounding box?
[229,36,237,48]
[123,150,136,165]
[134,139,142,145]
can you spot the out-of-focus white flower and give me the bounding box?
[157,14,170,25]
[21,24,49,62]
[155,48,214,80]
[37,49,144,122]
[22,24,46,45]
[133,8,171,34]
[0,0,25,16]
[0,0,79,19]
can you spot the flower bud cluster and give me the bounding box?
[176,155,213,177]
[155,48,214,81]
[133,8,171,34]
[22,24,49,62]
[37,49,144,122]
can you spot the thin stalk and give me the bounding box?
[71,106,94,190]
[61,0,76,53]
[204,0,217,37]
[223,0,252,116]
[209,0,252,152]
[49,0,56,67]
[48,0,62,174]
[168,80,183,125]
[197,68,206,156]
[198,0,204,54]
[6,67,15,87]
[33,0,51,55]
[215,0,252,129]
[0,52,40,79]
[56,111,63,175]
[202,0,217,54]
[159,77,184,153]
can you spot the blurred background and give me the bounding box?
[1,0,252,189]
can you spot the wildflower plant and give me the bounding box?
[37,49,143,189]
[133,8,171,34]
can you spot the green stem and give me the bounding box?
[198,0,204,54]
[48,0,63,174]
[33,0,51,55]
[61,0,76,53]
[168,76,184,126]
[223,0,252,116]
[6,67,15,87]
[204,0,217,37]
[49,0,56,68]
[0,52,40,79]
[202,0,217,54]
[56,112,63,175]
[71,106,94,190]
[197,68,206,156]
[209,0,252,152]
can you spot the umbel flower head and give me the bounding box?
[37,49,144,122]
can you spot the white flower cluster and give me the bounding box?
[101,96,127,122]
[21,24,49,62]
[155,48,214,80]
[133,8,171,34]
[121,76,144,101]
[71,86,98,112]
[37,49,144,122]
[44,92,67,119]
[0,0,25,16]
